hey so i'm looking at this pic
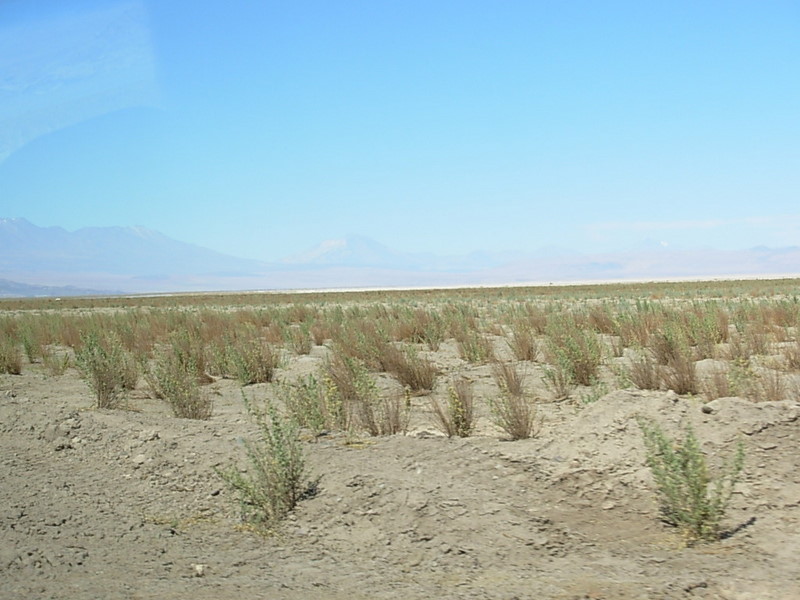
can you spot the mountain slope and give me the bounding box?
[0,217,266,277]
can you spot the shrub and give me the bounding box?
[146,347,213,419]
[430,377,475,438]
[42,347,70,377]
[629,353,660,390]
[285,324,313,355]
[218,397,315,531]
[506,324,538,362]
[280,375,344,435]
[543,364,574,401]
[637,418,745,544]
[546,317,602,385]
[379,344,438,393]
[492,361,526,397]
[455,329,494,364]
[660,355,698,395]
[229,337,280,385]
[0,336,22,374]
[489,392,538,440]
[75,332,134,409]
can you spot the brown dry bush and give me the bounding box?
[490,392,538,440]
[285,324,313,355]
[378,343,438,394]
[492,361,526,397]
[781,339,800,371]
[703,367,732,401]
[506,322,538,362]
[660,355,698,395]
[750,368,787,402]
[629,352,660,391]
[430,377,475,438]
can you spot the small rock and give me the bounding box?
[192,563,207,577]
[132,454,147,467]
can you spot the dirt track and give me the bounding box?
[2,362,799,600]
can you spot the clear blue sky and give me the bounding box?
[1,0,798,261]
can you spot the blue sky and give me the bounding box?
[1,0,798,261]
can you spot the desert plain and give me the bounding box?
[1,280,799,599]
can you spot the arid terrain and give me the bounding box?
[2,281,799,599]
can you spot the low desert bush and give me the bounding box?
[781,339,800,371]
[629,353,660,390]
[280,375,344,435]
[229,337,280,385]
[702,366,732,401]
[379,344,438,393]
[492,361,526,397]
[218,397,315,531]
[323,353,404,435]
[75,331,136,409]
[146,346,213,419]
[637,418,745,544]
[455,329,495,364]
[543,364,574,401]
[506,323,538,362]
[489,392,538,440]
[42,347,71,376]
[285,324,313,355]
[545,317,602,386]
[750,368,786,402]
[430,377,475,438]
[660,355,698,395]
[0,336,22,374]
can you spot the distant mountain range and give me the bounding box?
[1,217,798,296]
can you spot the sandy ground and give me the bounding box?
[2,345,799,600]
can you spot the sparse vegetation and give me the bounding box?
[638,418,745,544]
[75,331,135,409]
[431,377,475,437]
[218,395,315,531]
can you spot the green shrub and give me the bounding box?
[638,418,745,544]
[146,346,213,419]
[0,336,22,374]
[430,377,475,438]
[75,332,134,408]
[219,396,315,531]
[279,375,343,435]
[546,316,602,386]
[229,337,280,385]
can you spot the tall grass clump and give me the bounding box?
[218,396,315,531]
[75,331,136,409]
[638,418,745,544]
[430,377,475,438]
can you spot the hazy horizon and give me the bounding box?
[2,1,798,266]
